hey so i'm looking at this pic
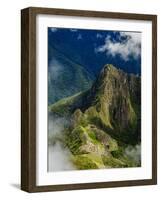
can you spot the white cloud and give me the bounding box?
[125,144,141,165]
[70,29,78,32]
[96,32,141,61]
[48,143,76,171]
[48,59,63,82]
[48,116,76,172]
[77,33,82,40]
[96,33,103,39]
[50,27,58,32]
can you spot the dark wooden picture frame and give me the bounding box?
[21,7,157,193]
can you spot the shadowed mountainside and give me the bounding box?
[48,46,94,104]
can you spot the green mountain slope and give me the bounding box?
[49,64,141,170]
[48,46,94,104]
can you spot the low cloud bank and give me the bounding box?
[125,144,141,165]
[48,116,69,144]
[48,116,75,172]
[48,143,75,171]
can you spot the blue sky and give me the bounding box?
[48,27,141,76]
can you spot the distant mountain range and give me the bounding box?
[48,46,94,104]
[49,64,141,169]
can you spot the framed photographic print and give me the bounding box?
[21,7,157,192]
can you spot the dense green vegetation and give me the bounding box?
[49,64,141,170]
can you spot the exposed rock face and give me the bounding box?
[49,64,141,169]
[83,64,140,131]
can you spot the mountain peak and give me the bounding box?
[100,64,123,78]
[104,64,116,70]
[91,64,125,96]
[83,64,141,133]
